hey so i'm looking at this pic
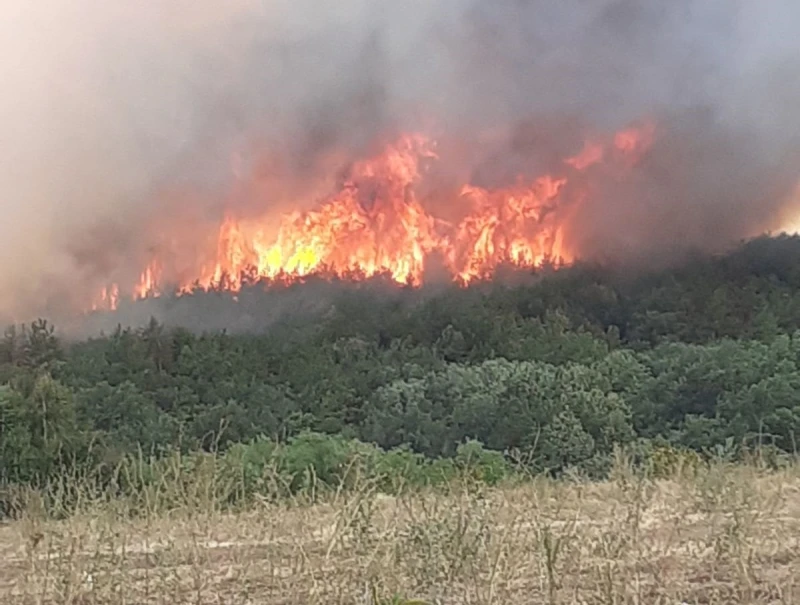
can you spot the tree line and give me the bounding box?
[3,234,800,488]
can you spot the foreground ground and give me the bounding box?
[1,461,799,604]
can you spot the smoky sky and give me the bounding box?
[2,0,800,324]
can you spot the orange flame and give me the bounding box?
[452,176,568,282]
[90,124,656,311]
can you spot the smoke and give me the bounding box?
[2,0,800,324]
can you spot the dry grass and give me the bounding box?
[2,458,800,604]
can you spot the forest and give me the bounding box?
[3,234,800,496]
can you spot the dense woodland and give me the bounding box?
[4,234,800,492]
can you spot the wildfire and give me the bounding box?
[451,176,568,282]
[91,124,655,311]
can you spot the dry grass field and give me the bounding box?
[1,458,799,604]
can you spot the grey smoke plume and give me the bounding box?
[2,0,800,324]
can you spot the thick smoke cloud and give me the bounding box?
[2,0,800,326]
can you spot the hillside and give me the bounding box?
[3,236,800,602]
[5,235,800,485]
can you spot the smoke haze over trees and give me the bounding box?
[2,1,800,322]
